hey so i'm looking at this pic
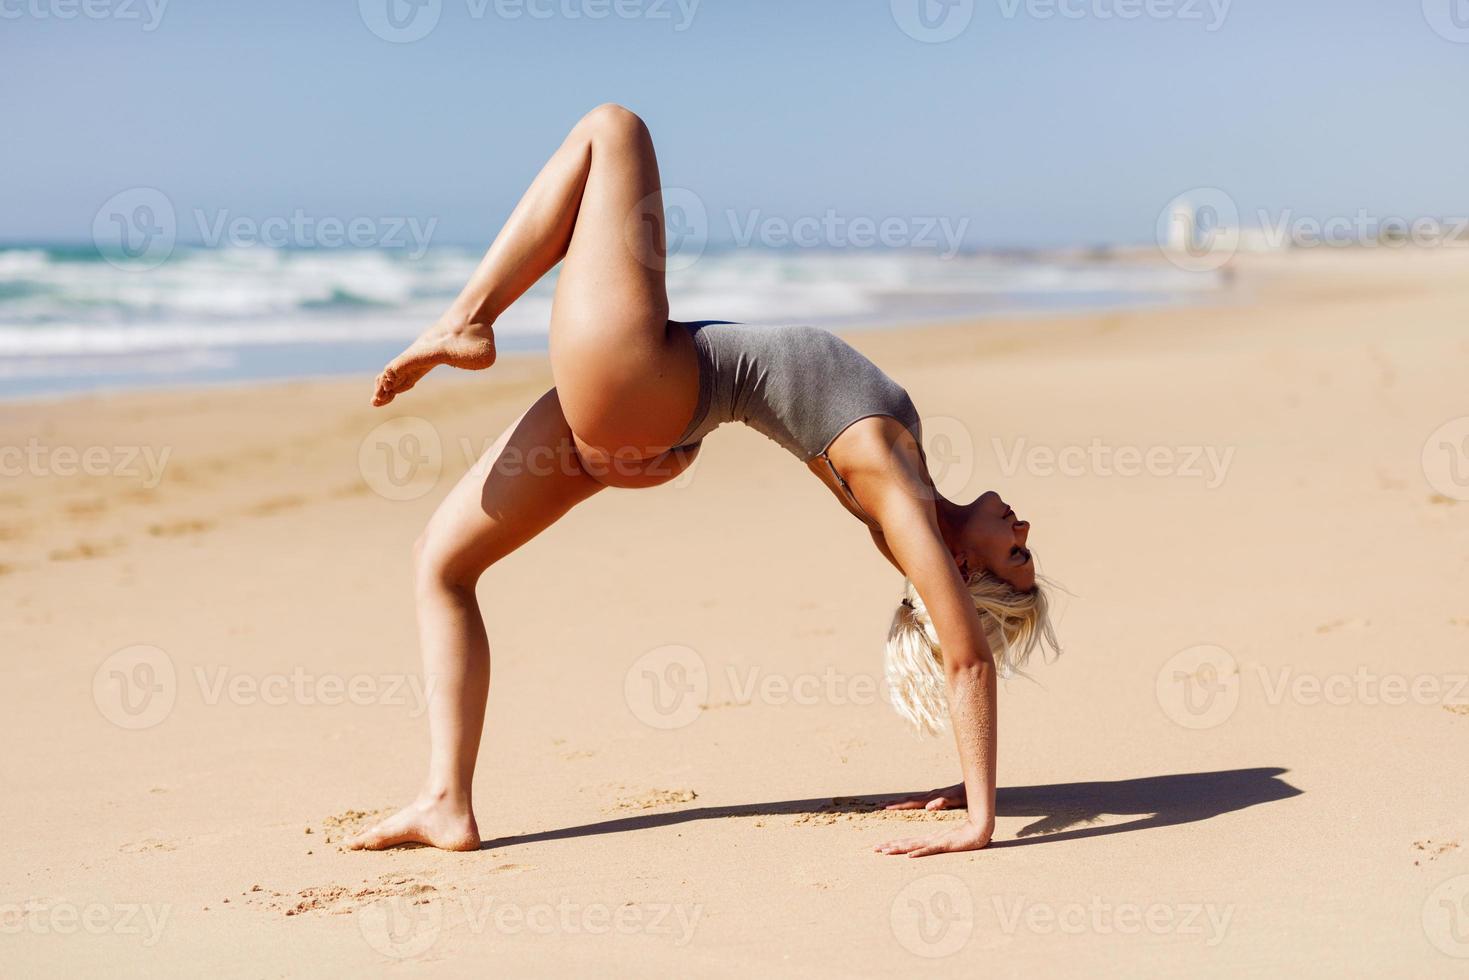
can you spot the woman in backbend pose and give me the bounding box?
[350,105,1059,858]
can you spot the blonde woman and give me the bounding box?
[350,105,1059,858]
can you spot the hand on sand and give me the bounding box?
[346,793,481,852]
[874,817,993,858]
[884,782,967,812]
[371,318,497,407]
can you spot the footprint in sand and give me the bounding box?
[316,808,394,845]
[49,539,121,562]
[1412,839,1460,867]
[609,789,698,812]
[246,495,308,517]
[230,874,446,917]
[147,518,215,538]
[1315,617,1370,634]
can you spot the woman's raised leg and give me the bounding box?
[349,388,602,850]
[371,103,699,457]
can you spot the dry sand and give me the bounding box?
[3,250,1467,976]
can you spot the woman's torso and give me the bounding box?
[672,320,922,462]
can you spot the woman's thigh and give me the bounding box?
[547,105,700,459]
[415,388,604,587]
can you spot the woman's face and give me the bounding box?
[955,490,1034,592]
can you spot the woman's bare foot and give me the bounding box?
[347,791,481,851]
[371,318,497,407]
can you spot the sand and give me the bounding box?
[3,249,1467,976]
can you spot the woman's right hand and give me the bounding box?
[884,782,967,811]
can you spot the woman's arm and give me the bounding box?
[867,491,998,857]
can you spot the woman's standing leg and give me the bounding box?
[349,389,601,850]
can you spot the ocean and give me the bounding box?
[0,244,1220,399]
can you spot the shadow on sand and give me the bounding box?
[479,766,1302,851]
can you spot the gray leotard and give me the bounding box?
[672,321,922,461]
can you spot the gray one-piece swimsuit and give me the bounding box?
[672,320,922,461]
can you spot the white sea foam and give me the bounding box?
[0,246,1217,362]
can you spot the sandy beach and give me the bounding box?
[3,249,1467,976]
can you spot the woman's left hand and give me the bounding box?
[874,818,994,857]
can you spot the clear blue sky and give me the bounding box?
[5,0,1467,247]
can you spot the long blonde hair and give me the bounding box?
[884,569,1061,734]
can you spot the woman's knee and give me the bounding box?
[413,527,483,595]
[578,102,648,142]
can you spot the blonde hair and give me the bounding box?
[884,569,1061,735]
